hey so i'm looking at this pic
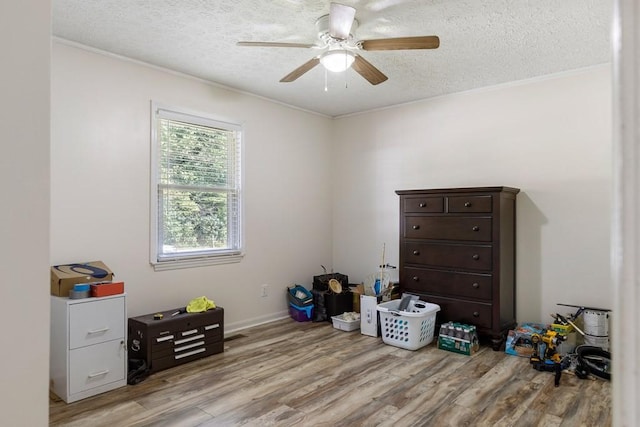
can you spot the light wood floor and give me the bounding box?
[50,318,611,426]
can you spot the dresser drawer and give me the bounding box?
[403,196,444,213]
[151,323,223,359]
[152,340,224,372]
[448,195,492,213]
[425,295,493,329]
[68,339,126,395]
[405,216,492,241]
[146,312,223,340]
[69,297,125,349]
[404,242,492,271]
[402,267,492,300]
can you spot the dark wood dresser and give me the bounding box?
[128,307,224,374]
[396,187,519,350]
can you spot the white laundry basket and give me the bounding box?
[377,299,440,350]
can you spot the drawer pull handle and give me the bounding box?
[464,201,472,207]
[472,254,480,260]
[205,323,220,330]
[472,282,479,288]
[175,347,206,360]
[413,250,420,256]
[87,327,109,334]
[412,276,419,282]
[472,226,479,231]
[473,311,480,317]
[412,225,420,230]
[175,340,205,353]
[87,369,109,378]
[419,202,427,208]
[156,335,174,343]
[174,334,205,345]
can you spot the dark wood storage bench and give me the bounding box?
[128,307,224,374]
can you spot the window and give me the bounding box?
[150,103,243,270]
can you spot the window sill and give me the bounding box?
[152,253,244,271]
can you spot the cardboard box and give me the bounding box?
[360,295,381,337]
[437,322,479,356]
[504,322,547,357]
[90,281,124,297]
[51,261,113,297]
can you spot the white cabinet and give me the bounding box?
[50,294,127,403]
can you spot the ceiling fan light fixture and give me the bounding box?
[320,49,355,72]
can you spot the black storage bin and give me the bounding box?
[325,291,353,318]
[313,273,349,291]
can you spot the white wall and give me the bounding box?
[51,40,613,329]
[332,65,612,324]
[0,1,50,426]
[51,42,333,329]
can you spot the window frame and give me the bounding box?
[150,101,244,271]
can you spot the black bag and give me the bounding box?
[127,358,150,385]
[311,289,327,322]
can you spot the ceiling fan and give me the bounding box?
[237,2,439,85]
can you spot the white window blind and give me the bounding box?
[150,103,243,269]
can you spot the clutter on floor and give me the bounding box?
[376,297,440,350]
[437,321,480,356]
[503,303,612,386]
[331,312,361,331]
[287,285,314,322]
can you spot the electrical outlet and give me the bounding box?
[261,284,269,298]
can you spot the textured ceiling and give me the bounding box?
[52,0,612,117]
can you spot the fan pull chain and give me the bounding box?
[344,53,349,89]
[324,68,328,92]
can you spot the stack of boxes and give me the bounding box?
[50,260,124,298]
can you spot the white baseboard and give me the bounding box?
[224,310,289,337]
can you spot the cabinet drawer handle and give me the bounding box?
[473,311,480,317]
[419,202,427,208]
[472,282,479,288]
[412,225,420,230]
[412,276,419,282]
[472,226,479,231]
[87,327,109,334]
[464,201,472,207]
[413,250,420,256]
[472,254,480,260]
[87,369,109,378]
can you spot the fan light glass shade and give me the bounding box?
[320,50,355,72]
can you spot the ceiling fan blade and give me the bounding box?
[280,57,321,82]
[237,41,315,48]
[361,36,440,51]
[329,3,356,40]
[352,55,388,85]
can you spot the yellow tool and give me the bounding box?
[530,329,568,386]
[531,330,565,363]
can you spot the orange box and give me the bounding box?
[90,281,124,297]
